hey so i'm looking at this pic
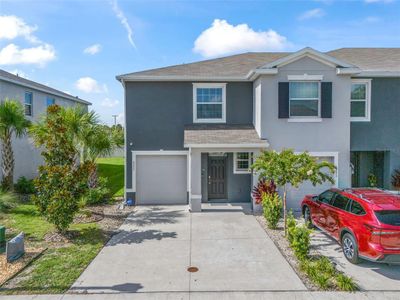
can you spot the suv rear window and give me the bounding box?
[375,210,400,226]
[350,201,366,215]
[332,194,350,211]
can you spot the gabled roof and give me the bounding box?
[117,47,400,81]
[184,124,268,148]
[0,69,91,105]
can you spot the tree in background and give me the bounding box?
[62,107,122,188]
[0,99,30,190]
[252,149,336,235]
[30,105,89,232]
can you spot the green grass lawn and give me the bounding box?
[1,203,107,294]
[97,157,124,197]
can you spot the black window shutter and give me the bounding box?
[278,82,289,118]
[321,82,332,118]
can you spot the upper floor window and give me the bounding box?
[193,83,226,123]
[289,81,320,118]
[351,79,371,122]
[24,92,33,116]
[234,152,251,174]
[46,97,55,107]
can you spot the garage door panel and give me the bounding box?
[136,155,187,205]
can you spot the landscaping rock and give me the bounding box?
[6,232,25,262]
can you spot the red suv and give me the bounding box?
[301,188,400,264]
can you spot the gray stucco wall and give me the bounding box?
[256,57,352,208]
[351,78,400,188]
[200,153,251,203]
[124,81,253,190]
[0,80,88,181]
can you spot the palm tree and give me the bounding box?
[0,99,30,190]
[62,106,118,188]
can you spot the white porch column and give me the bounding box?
[189,148,202,212]
[251,149,263,214]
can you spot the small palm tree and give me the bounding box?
[0,99,30,190]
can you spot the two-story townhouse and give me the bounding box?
[0,69,91,181]
[117,47,400,211]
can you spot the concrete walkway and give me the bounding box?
[3,291,400,299]
[69,204,306,294]
[312,229,400,291]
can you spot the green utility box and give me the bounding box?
[0,225,5,253]
[0,225,5,244]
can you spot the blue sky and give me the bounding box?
[1,0,399,125]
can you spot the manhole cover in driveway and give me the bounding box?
[187,266,199,273]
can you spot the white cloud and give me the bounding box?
[0,15,56,66]
[116,112,124,125]
[75,77,107,93]
[0,43,55,66]
[110,0,136,48]
[101,98,119,108]
[193,19,290,58]
[0,15,38,43]
[298,8,325,20]
[83,44,101,55]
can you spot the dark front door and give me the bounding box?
[208,156,227,199]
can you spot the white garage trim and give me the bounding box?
[131,150,189,192]
[305,151,339,188]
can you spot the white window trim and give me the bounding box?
[24,91,33,117]
[295,151,339,188]
[193,83,226,123]
[350,79,371,122]
[287,74,323,81]
[234,152,252,174]
[289,81,321,120]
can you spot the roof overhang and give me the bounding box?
[184,142,269,149]
[0,74,91,105]
[246,47,360,80]
[116,75,249,82]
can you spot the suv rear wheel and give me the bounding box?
[342,233,360,264]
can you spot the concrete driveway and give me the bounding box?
[312,230,400,291]
[70,204,306,294]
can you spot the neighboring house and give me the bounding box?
[0,69,91,181]
[117,47,400,211]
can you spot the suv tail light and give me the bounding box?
[364,223,382,235]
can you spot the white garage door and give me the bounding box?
[136,155,187,205]
[286,156,336,211]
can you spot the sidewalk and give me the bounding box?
[2,291,400,300]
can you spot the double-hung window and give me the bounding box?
[46,97,55,107]
[351,79,371,121]
[24,92,33,116]
[234,152,251,174]
[289,81,320,118]
[193,83,226,123]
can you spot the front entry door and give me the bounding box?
[208,156,227,200]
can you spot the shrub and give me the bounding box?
[392,169,400,189]
[0,191,18,212]
[30,105,89,233]
[290,224,312,260]
[335,273,357,291]
[82,177,110,205]
[287,210,296,244]
[262,192,282,229]
[252,179,276,204]
[14,176,36,194]
[300,258,331,290]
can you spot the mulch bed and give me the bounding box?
[0,247,46,286]
[256,215,319,290]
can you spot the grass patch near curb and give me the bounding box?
[97,157,124,197]
[1,224,105,294]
